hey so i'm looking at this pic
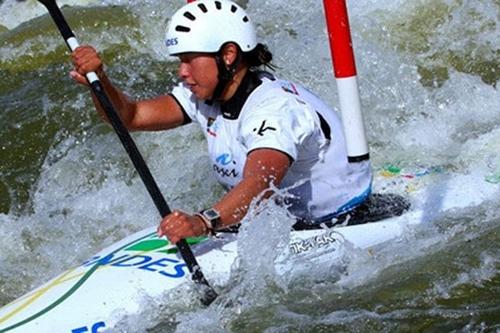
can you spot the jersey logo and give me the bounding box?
[253,120,277,136]
[281,82,299,95]
[213,153,239,178]
[213,165,239,178]
[216,153,233,165]
[207,117,217,137]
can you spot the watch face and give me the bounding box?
[202,209,221,230]
[204,209,220,220]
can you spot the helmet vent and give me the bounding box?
[183,11,196,21]
[230,5,238,13]
[215,1,222,10]
[242,16,249,22]
[175,25,191,32]
[198,3,208,13]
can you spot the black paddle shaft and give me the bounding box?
[38,0,217,306]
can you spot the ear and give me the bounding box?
[221,43,239,67]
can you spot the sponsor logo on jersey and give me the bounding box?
[281,81,299,95]
[213,153,239,178]
[216,153,233,165]
[207,117,218,137]
[253,120,277,136]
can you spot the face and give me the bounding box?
[177,53,218,100]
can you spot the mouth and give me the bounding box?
[185,82,206,98]
[187,83,198,93]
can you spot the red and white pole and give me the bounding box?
[323,0,369,162]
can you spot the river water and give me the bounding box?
[0,0,499,332]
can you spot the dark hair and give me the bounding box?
[242,43,276,71]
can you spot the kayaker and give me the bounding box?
[70,0,372,244]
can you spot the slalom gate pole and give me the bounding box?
[323,0,370,163]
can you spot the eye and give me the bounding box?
[179,55,190,64]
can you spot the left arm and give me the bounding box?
[158,148,291,243]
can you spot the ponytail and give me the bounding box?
[243,43,276,71]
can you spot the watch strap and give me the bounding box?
[194,213,214,236]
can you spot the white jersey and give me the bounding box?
[171,71,372,221]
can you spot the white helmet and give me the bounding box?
[165,0,257,55]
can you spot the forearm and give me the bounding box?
[210,149,290,230]
[158,149,290,243]
[213,177,275,229]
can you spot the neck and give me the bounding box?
[218,65,248,102]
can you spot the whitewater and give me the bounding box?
[0,0,499,332]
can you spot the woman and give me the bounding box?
[70,0,372,244]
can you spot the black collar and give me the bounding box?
[220,70,263,120]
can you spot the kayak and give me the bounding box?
[0,166,497,333]
[0,220,409,333]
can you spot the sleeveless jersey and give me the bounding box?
[171,72,372,221]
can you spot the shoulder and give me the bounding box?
[243,78,297,115]
[242,76,318,127]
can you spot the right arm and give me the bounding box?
[70,45,186,131]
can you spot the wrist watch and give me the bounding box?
[200,208,222,231]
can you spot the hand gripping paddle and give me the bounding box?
[37,0,217,306]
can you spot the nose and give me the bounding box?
[178,62,190,79]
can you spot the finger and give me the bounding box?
[72,46,93,64]
[157,213,176,237]
[76,61,95,76]
[78,50,98,65]
[74,45,96,57]
[158,223,170,238]
[72,50,101,75]
[168,235,180,244]
[69,70,89,86]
